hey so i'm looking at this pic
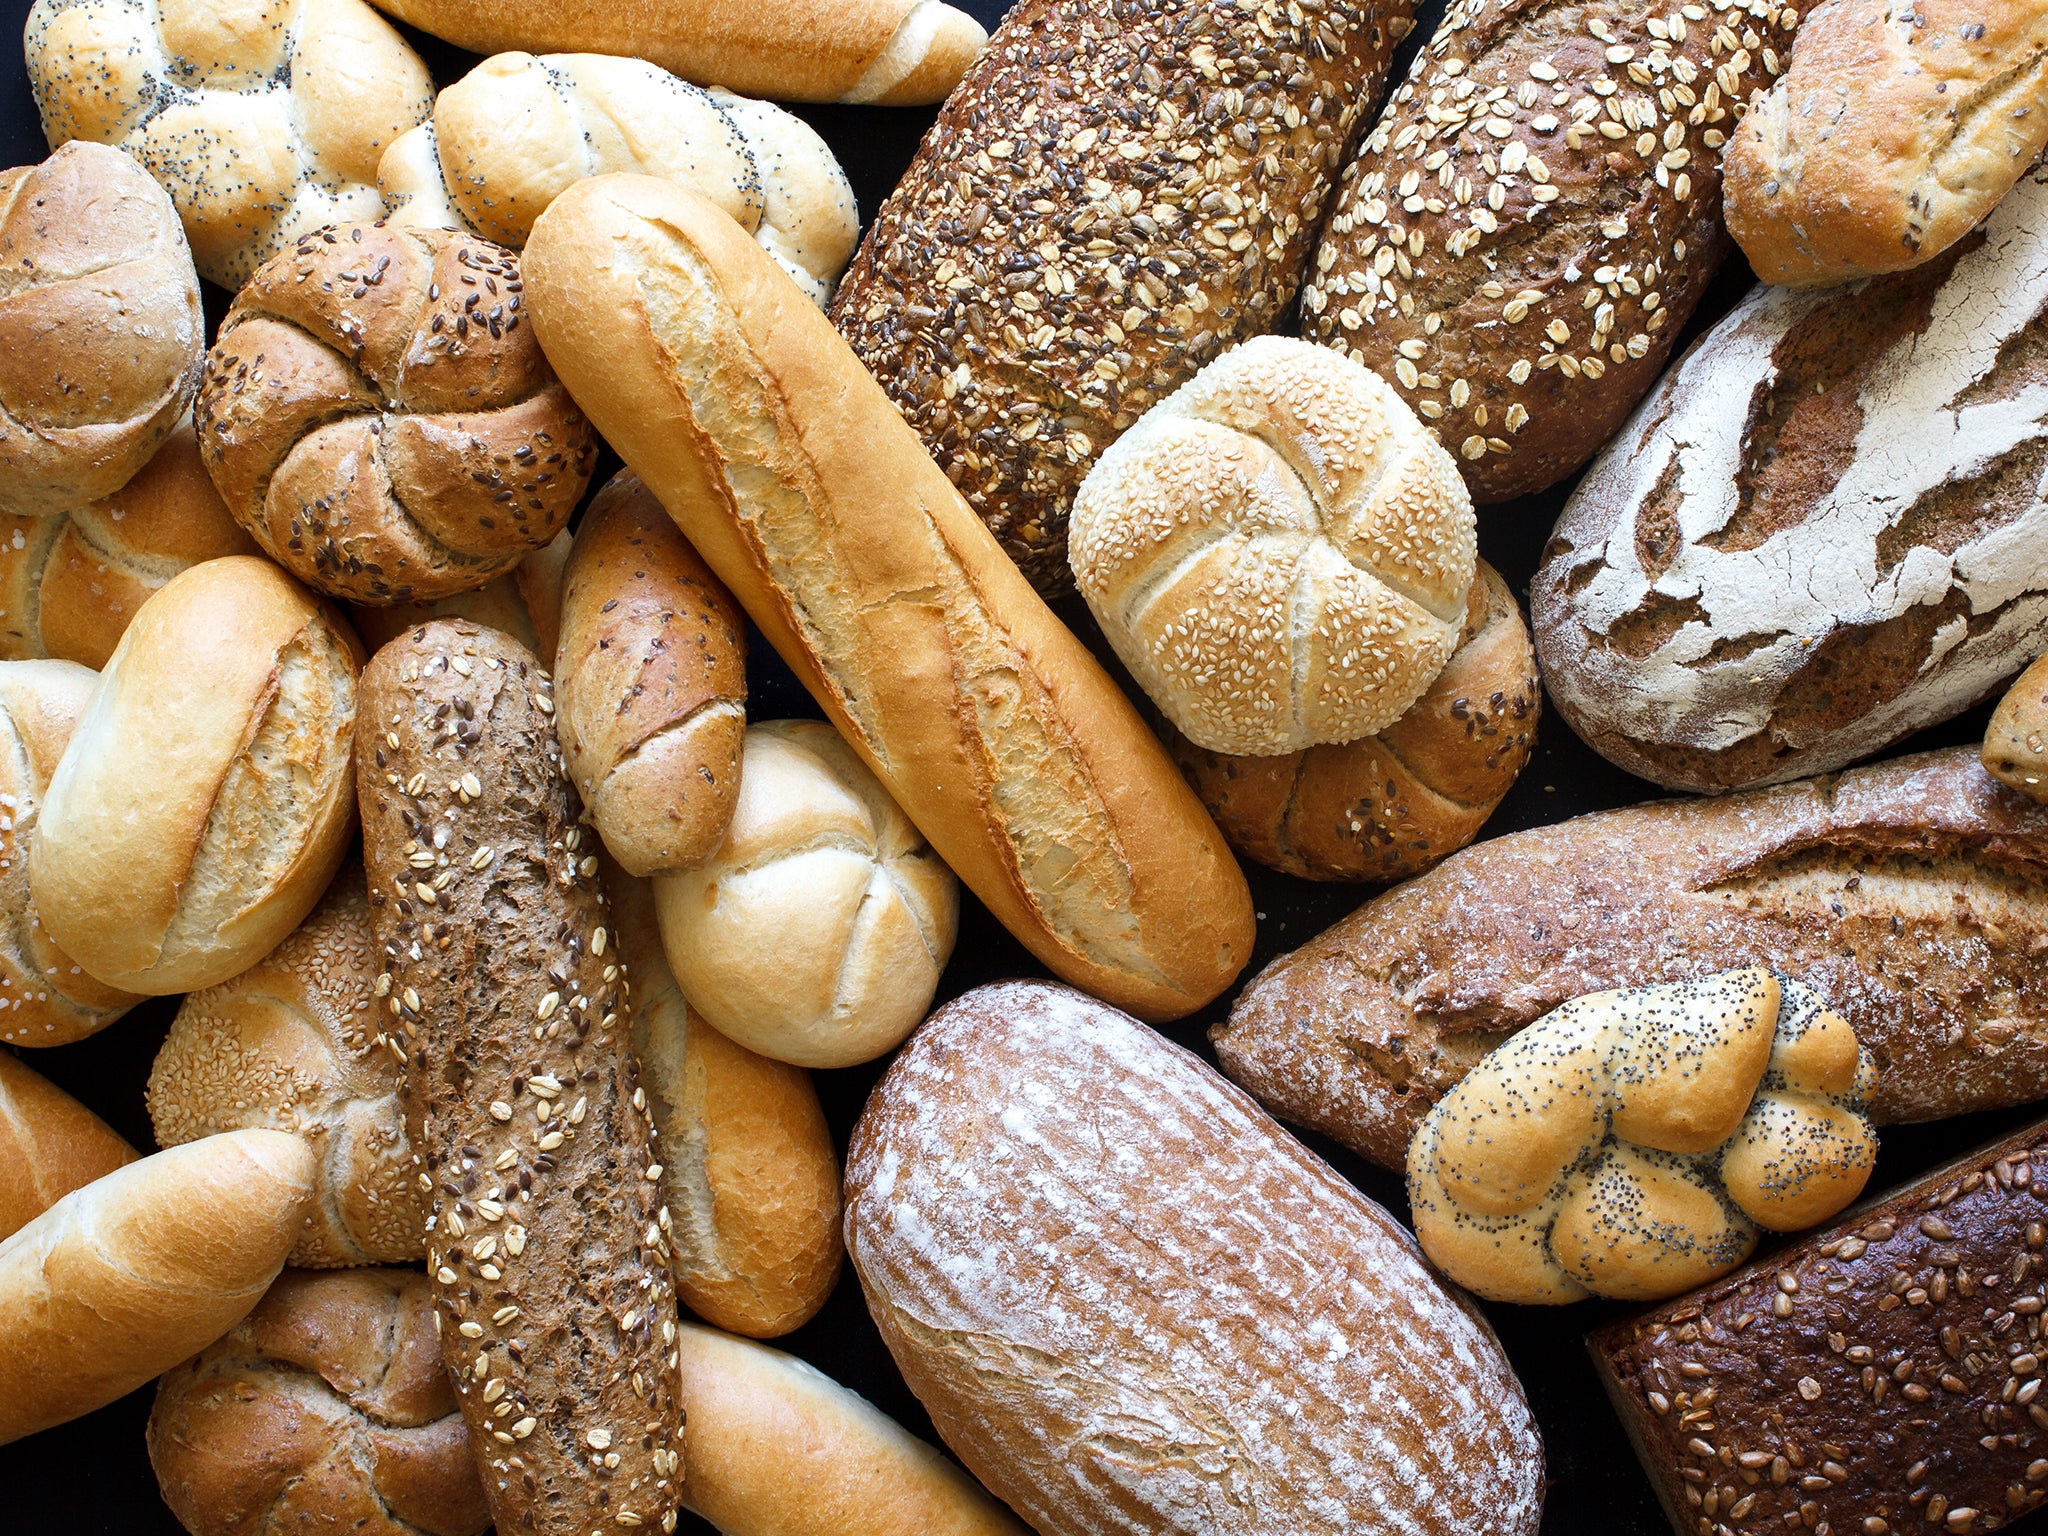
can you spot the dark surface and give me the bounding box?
[0,1,2041,1533]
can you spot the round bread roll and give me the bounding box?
[0,418,259,669]
[195,225,597,607]
[148,1267,489,1536]
[1069,335,1477,757]
[148,865,425,1268]
[25,0,433,288]
[654,720,958,1070]
[33,556,363,995]
[1985,651,2048,803]
[1171,561,1539,881]
[0,141,202,518]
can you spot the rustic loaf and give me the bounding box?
[846,979,1546,1536]
[829,0,1417,593]
[1303,0,1797,503]
[1591,1112,2048,1536]
[1214,746,2048,1172]
[1986,651,2048,803]
[1535,164,2048,793]
[0,1049,135,1240]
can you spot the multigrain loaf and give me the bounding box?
[829,0,1418,593]
[1535,165,2048,793]
[1214,747,2048,1172]
[523,175,1254,1023]
[0,1049,134,1240]
[1303,0,1799,502]
[356,619,682,1536]
[1985,652,2048,802]
[351,531,569,661]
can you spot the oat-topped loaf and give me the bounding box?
[1304,0,1800,502]
[830,0,1416,594]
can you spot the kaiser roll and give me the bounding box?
[654,720,958,1070]
[1069,336,1476,757]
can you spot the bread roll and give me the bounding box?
[351,531,569,662]
[846,980,1546,1536]
[557,472,746,878]
[0,141,202,517]
[0,1049,135,1240]
[0,1128,316,1446]
[361,0,987,104]
[654,721,956,1069]
[524,174,1256,1023]
[148,1268,489,1536]
[1070,336,1475,756]
[0,659,144,1045]
[380,53,859,305]
[26,0,433,288]
[148,866,426,1268]
[611,867,841,1338]
[33,557,362,995]
[1985,651,2048,802]
[195,225,597,607]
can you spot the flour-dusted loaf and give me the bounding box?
[1215,747,2048,1172]
[846,980,1546,1536]
[1536,165,2048,793]
[1303,0,1798,503]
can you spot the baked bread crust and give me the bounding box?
[1986,652,2048,803]
[0,1049,134,1240]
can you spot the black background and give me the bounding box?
[0,0,2041,1531]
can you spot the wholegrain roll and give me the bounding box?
[33,557,362,995]
[524,174,1255,1023]
[350,531,569,661]
[0,1049,135,1240]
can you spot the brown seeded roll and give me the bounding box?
[0,419,260,670]
[148,865,427,1269]
[0,141,204,517]
[1171,558,1538,880]
[828,0,1417,594]
[0,1048,136,1240]
[148,1267,490,1536]
[1985,651,2048,804]
[557,471,747,877]
[351,530,569,661]
[195,224,597,606]
[1302,0,1799,503]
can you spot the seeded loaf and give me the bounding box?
[0,1048,135,1241]
[829,0,1418,594]
[1986,652,2048,803]
[1536,165,2048,792]
[1590,1112,2048,1536]
[356,618,682,1536]
[1214,746,2048,1173]
[1303,0,1798,502]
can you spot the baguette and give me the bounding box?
[1214,746,2048,1171]
[0,1049,135,1240]
[356,618,682,1536]
[524,174,1254,1022]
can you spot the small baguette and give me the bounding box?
[0,1049,135,1240]
[524,174,1254,1022]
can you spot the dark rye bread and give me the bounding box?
[1533,167,2048,794]
[1590,1113,2048,1536]
[1212,747,2048,1172]
[356,619,683,1536]
[1302,0,1799,503]
[829,0,1413,594]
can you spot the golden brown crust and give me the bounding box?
[1985,651,2048,803]
[350,532,571,660]
[0,1049,136,1241]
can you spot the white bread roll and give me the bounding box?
[26,0,433,287]
[380,54,858,305]
[0,1049,136,1240]
[0,1127,316,1445]
[33,557,363,995]
[654,721,957,1069]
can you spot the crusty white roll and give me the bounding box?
[654,720,957,1070]
[26,0,433,288]
[33,557,362,995]
[1070,336,1477,757]
[350,531,569,663]
[0,1128,316,1445]
[380,53,859,305]
[0,1049,135,1240]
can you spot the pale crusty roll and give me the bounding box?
[0,1128,316,1445]
[351,532,569,663]
[0,1049,135,1240]
[363,0,986,105]
[1984,650,2048,803]
[524,174,1255,1023]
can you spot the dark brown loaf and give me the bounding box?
[1302,0,1797,502]
[1590,1114,2048,1536]
[1213,746,2048,1172]
[828,0,1414,593]
[356,618,683,1536]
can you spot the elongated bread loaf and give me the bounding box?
[0,1049,135,1240]
[524,174,1254,1022]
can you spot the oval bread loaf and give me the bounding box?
[846,979,1546,1536]
[1985,650,2048,803]
[0,1049,135,1240]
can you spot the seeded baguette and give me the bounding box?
[355,618,683,1536]
[1303,0,1800,502]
